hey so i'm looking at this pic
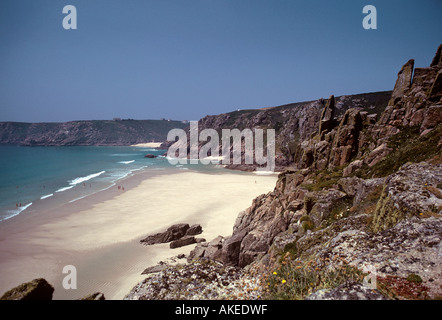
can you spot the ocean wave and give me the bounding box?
[110,153,139,157]
[40,193,54,200]
[69,195,88,203]
[118,160,135,164]
[69,171,106,186]
[55,185,75,193]
[2,202,33,221]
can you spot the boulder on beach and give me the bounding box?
[170,236,197,249]
[0,278,54,300]
[79,292,106,300]
[144,154,157,158]
[185,224,203,236]
[140,223,190,245]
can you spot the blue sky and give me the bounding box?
[0,0,441,122]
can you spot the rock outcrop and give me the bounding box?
[79,292,106,300]
[0,278,54,300]
[185,45,442,300]
[124,259,260,300]
[128,45,441,300]
[140,223,204,249]
[179,91,391,172]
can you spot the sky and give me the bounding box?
[0,0,441,123]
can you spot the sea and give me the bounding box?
[0,145,212,222]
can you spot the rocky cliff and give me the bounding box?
[180,44,442,300]
[0,119,187,146]
[174,91,392,171]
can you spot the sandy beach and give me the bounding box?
[0,168,277,300]
[131,142,163,148]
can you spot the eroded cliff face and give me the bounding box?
[189,44,442,299]
[172,91,391,171]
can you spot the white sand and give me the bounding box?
[131,142,163,148]
[0,170,277,300]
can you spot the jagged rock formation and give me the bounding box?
[176,91,392,171]
[0,119,187,146]
[186,45,442,300]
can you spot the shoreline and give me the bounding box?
[131,142,163,148]
[0,166,278,300]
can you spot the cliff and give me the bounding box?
[132,44,441,300]
[0,119,187,146]
[172,91,392,171]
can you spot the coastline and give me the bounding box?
[131,142,163,148]
[0,166,277,300]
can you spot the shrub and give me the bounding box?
[302,220,315,232]
[263,257,364,300]
[406,274,423,284]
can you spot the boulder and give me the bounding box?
[343,160,363,177]
[185,224,203,236]
[144,154,157,158]
[0,278,54,300]
[220,230,248,266]
[79,292,105,300]
[188,236,224,262]
[170,236,197,249]
[365,143,392,167]
[141,265,168,275]
[140,223,190,245]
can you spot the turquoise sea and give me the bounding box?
[0,145,176,222]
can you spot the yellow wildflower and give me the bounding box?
[273,271,277,275]
[282,279,287,284]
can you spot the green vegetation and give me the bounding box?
[319,198,353,229]
[358,124,442,178]
[302,220,315,232]
[263,256,365,300]
[406,274,423,284]
[300,167,344,191]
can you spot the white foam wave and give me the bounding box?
[40,193,54,200]
[55,185,75,193]
[2,202,33,221]
[69,195,88,203]
[69,171,106,186]
[118,160,135,164]
[110,153,138,157]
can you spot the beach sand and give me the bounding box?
[131,142,163,148]
[0,169,277,300]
